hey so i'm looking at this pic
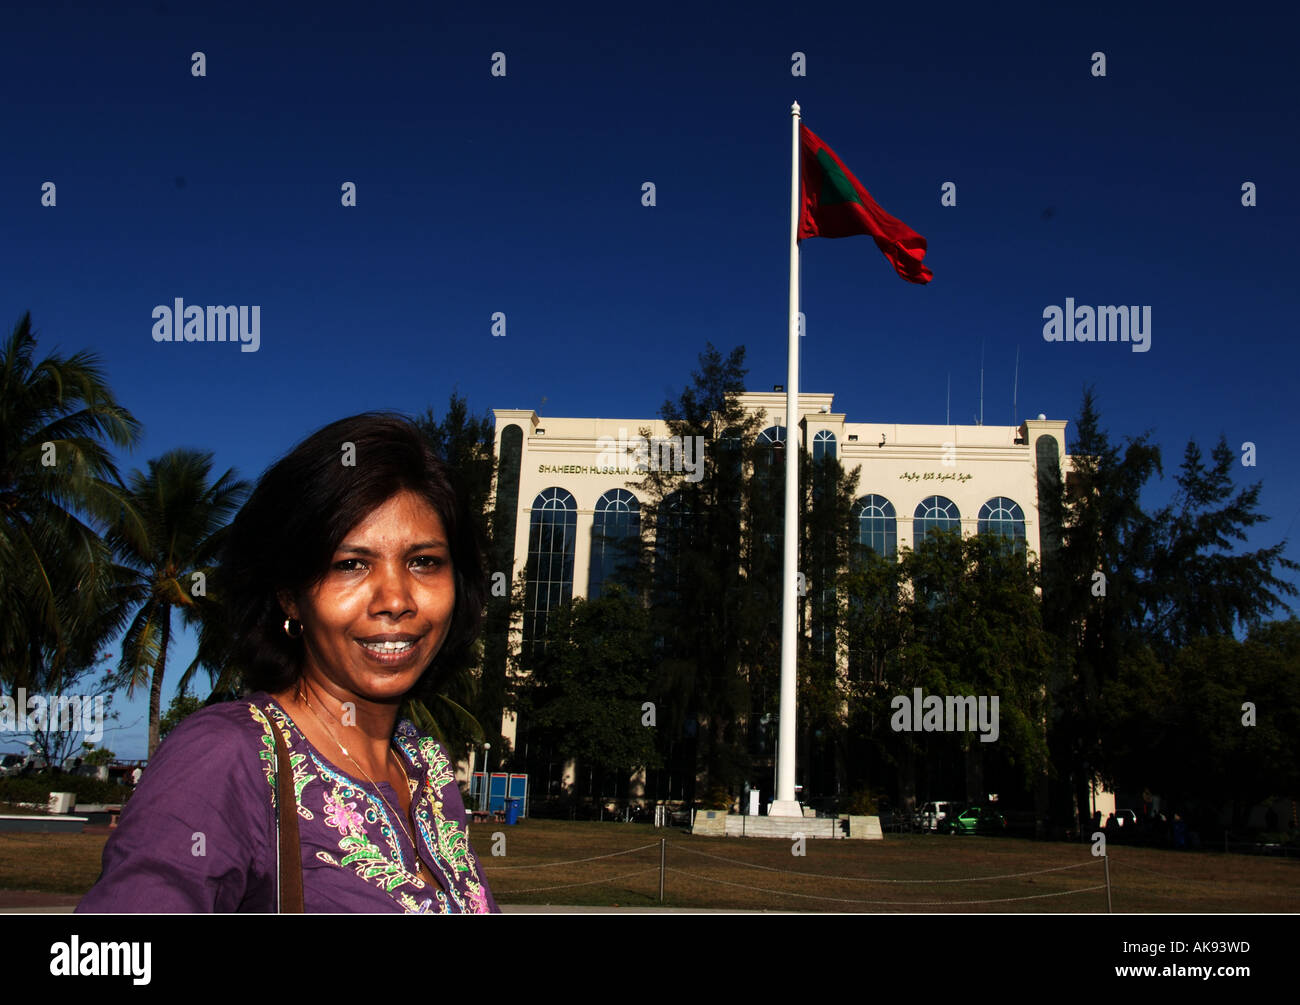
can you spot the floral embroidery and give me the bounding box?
[310,752,425,893]
[397,730,491,913]
[435,816,474,875]
[338,832,420,893]
[250,704,316,821]
[398,891,449,914]
[466,882,489,914]
[417,736,457,791]
[323,787,366,837]
[247,699,492,914]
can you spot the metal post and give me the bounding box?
[1104,853,1112,913]
[771,98,804,818]
[659,838,666,902]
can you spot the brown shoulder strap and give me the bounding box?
[270,708,304,913]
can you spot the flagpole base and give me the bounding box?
[768,799,803,818]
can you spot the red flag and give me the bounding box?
[798,123,933,284]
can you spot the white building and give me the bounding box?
[487,390,1072,787]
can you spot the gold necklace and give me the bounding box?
[295,685,438,889]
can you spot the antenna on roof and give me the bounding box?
[978,341,985,426]
[1012,345,1020,426]
[946,372,951,425]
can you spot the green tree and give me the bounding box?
[17,651,118,772]
[627,343,766,805]
[108,449,248,757]
[0,312,142,690]
[797,433,861,799]
[80,742,116,767]
[1106,619,1300,828]
[1141,436,1298,654]
[1042,389,1297,831]
[878,529,1051,807]
[158,689,205,741]
[518,586,660,775]
[1040,387,1161,830]
[839,544,912,805]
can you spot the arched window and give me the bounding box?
[1035,435,1062,561]
[716,426,744,480]
[854,495,897,558]
[653,490,693,607]
[589,489,641,599]
[913,495,960,546]
[978,496,1026,554]
[757,425,786,470]
[811,430,837,505]
[492,422,524,573]
[754,426,786,554]
[812,429,837,461]
[523,487,576,659]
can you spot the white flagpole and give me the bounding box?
[770,100,803,818]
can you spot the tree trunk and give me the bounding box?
[147,606,171,758]
[900,742,917,814]
[1072,763,1089,839]
[965,743,984,804]
[1034,764,1051,839]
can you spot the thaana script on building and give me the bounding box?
[899,471,973,483]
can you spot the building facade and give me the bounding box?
[487,390,1072,801]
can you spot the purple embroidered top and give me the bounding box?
[76,693,498,914]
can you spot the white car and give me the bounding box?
[918,800,957,832]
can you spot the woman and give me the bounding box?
[77,413,498,913]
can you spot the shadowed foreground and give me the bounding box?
[2,819,1295,912]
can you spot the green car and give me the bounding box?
[938,805,1006,835]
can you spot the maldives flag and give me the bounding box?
[798,123,933,284]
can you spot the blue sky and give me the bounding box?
[4,1,1298,758]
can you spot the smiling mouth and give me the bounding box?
[358,640,416,654]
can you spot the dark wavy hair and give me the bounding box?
[222,412,488,694]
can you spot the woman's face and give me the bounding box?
[283,489,456,705]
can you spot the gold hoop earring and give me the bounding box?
[283,618,303,639]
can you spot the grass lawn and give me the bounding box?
[0,829,111,895]
[2,818,1296,911]
[470,821,1299,912]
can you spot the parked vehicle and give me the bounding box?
[917,800,957,832]
[938,805,1007,835]
[1,752,48,776]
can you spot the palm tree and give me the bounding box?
[178,581,245,702]
[0,311,143,690]
[107,449,248,756]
